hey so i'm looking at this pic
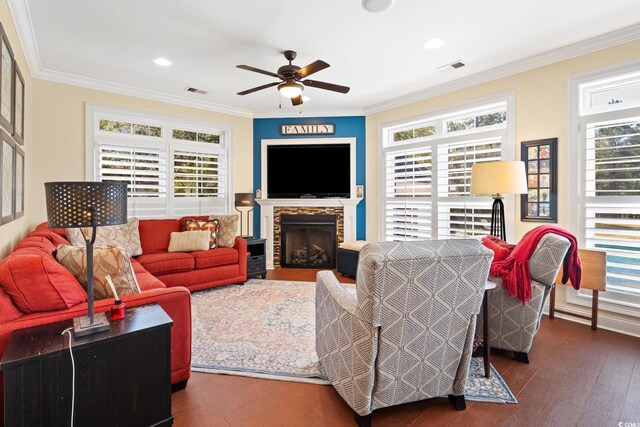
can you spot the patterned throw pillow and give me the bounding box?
[167,231,211,252]
[209,215,239,248]
[56,245,140,300]
[66,217,143,257]
[185,219,220,249]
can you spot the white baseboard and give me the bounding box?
[543,303,640,338]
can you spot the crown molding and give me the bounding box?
[7,0,41,76]
[253,108,365,119]
[364,23,640,115]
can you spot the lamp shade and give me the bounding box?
[45,182,128,228]
[470,161,528,196]
[235,192,255,208]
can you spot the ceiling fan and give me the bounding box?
[236,50,350,106]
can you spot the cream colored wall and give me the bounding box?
[0,1,32,258]
[365,39,640,329]
[30,79,253,226]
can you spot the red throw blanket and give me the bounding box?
[489,225,582,303]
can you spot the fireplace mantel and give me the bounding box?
[256,197,362,269]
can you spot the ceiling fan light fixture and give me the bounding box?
[278,81,303,98]
[362,0,395,13]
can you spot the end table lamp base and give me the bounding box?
[73,313,110,338]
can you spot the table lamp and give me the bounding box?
[45,181,128,338]
[470,161,527,241]
[234,192,255,237]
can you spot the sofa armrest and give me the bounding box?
[234,237,248,280]
[315,271,377,416]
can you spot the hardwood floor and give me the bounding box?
[172,269,640,427]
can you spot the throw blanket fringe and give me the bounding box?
[489,225,582,303]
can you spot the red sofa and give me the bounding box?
[0,216,248,423]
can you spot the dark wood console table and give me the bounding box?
[1,304,173,427]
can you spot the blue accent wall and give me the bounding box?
[253,116,366,240]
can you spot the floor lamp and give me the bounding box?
[45,181,128,338]
[234,192,255,238]
[470,161,527,241]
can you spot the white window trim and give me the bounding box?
[567,61,640,315]
[85,103,233,216]
[378,92,516,242]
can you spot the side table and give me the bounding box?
[1,304,174,427]
[482,280,497,378]
[245,237,267,279]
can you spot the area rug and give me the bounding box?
[191,279,517,403]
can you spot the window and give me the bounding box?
[569,63,640,313]
[87,105,231,218]
[381,96,514,242]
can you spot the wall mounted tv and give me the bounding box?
[267,144,351,198]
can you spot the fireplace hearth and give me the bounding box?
[280,214,337,268]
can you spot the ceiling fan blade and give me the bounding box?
[236,65,282,79]
[302,79,350,94]
[237,81,280,95]
[291,95,303,106]
[296,60,330,78]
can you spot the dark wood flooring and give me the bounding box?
[172,269,640,427]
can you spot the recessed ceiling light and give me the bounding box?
[362,0,395,13]
[152,57,173,67]
[424,38,446,50]
[302,96,310,102]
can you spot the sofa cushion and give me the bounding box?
[0,287,22,322]
[13,236,57,255]
[0,249,87,313]
[66,217,143,257]
[27,230,70,247]
[130,259,166,291]
[168,231,211,253]
[56,245,141,300]
[192,248,239,269]
[136,252,195,276]
[35,222,68,239]
[138,219,181,254]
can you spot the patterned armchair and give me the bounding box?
[477,233,570,363]
[315,240,493,425]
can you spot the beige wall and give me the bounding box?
[30,80,253,226]
[365,39,640,328]
[0,2,32,258]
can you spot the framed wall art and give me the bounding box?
[14,143,23,219]
[521,138,557,223]
[0,23,14,134]
[1,130,15,224]
[12,60,24,144]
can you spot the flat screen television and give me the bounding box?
[267,144,351,198]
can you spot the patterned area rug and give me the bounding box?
[191,279,517,403]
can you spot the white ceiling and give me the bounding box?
[10,0,640,116]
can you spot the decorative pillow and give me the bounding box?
[0,249,87,313]
[168,230,211,252]
[185,219,220,249]
[56,245,140,300]
[209,214,239,248]
[481,237,510,262]
[66,217,143,257]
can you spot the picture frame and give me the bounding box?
[520,138,557,222]
[12,60,24,145]
[356,185,364,198]
[14,143,23,219]
[1,130,15,224]
[0,23,14,134]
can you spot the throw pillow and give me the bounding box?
[0,248,87,313]
[66,217,143,257]
[56,245,141,300]
[209,214,239,248]
[168,230,211,252]
[481,237,510,262]
[185,219,220,249]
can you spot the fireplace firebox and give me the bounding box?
[280,214,337,268]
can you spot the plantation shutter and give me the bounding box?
[584,116,640,293]
[436,136,501,238]
[97,143,168,218]
[384,147,433,241]
[171,149,226,217]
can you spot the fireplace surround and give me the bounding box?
[280,214,337,268]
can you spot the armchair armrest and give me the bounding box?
[529,234,571,287]
[315,271,377,416]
